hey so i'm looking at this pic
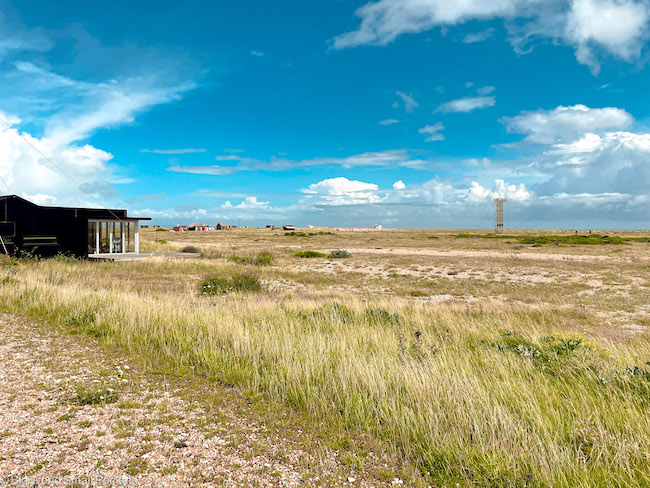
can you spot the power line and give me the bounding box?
[0,174,10,193]
[0,113,123,221]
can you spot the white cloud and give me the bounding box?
[0,111,122,207]
[567,0,648,73]
[301,177,383,205]
[333,0,650,72]
[393,180,406,190]
[141,148,207,154]
[437,96,496,113]
[394,91,419,113]
[222,196,270,209]
[477,85,496,95]
[501,104,634,143]
[168,164,238,176]
[379,118,400,125]
[463,28,496,43]
[167,149,430,174]
[333,0,516,49]
[0,26,196,208]
[419,122,445,142]
[466,179,532,202]
[250,50,265,57]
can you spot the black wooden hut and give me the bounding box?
[0,195,150,258]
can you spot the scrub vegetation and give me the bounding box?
[2,227,650,487]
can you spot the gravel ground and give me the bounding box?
[0,314,406,487]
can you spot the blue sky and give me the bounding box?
[2,0,650,228]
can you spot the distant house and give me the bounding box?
[187,222,213,231]
[172,225,187,232]
[0,194,149,258]
[216,222,228,230]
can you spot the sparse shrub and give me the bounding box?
[293,250,326,258]
[397,329,439,362]
[408,290,428,297]
[201,274,262,295]
[1,275,17,284]
[181,245,199,253]
[52,252,79,263]
[157,239,168,245]
[285,231,309,237]
[328,250,351,259]
[307,303,355,323]
[228,255,252,265]
[73,386,119,405]
[15,248,38,263]
[67,310,97,326]
[229,252,274,266]
[364,308,402,324]
[254,251,274,266]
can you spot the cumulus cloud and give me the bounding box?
[0,111,122,206]
[567,0,648,72]
[437,96,496,113]
[419,122,445,142]
[501,104,633,144]
[301,177,383,205]
[333,0,650,72]
[0,22,197,208]
[466,179,532,202]
[393,180,406,190]
[379,118,400,125]
[222,196,270,209]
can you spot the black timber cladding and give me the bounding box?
[0,195,149,258]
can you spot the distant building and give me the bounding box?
[216,222,228,230]
[172,225,187,232]
[0,194,149,258]
[188,222,214,231]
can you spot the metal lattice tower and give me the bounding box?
[493,198,506,234]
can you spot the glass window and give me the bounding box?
[126,222,135,252]
[99,222,110,254]
[112,222,123,253]
[88,222,97,254]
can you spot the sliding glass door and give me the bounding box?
[87,222,97,254]
[111,222,123,253]
[99,222,109,253]
[89,220,137,255]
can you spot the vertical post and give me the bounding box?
[109,223,113,253]
[135,222,140,254]
[96,223,99,255]
[493,198,506,234]
[122,223,126,253]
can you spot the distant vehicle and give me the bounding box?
[283,224,296,231]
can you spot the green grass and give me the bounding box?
[73,386,119,405]
[2,245,650,487]
[452,233,633,245]
[293,251,327,258]
[201,274,263,295]
[328,250,351,259]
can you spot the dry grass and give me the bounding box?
[2,227,650,487]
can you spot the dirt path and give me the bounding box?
[0,314,401,487]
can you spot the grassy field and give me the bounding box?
[2,227,650,487]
